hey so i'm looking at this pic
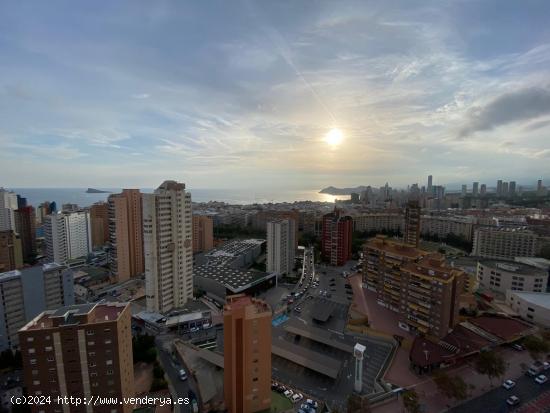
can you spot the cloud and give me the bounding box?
[459,87,550,137]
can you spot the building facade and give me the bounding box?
[0,231,23,272]
[192,215,214,253]
[224,294,272,413]
[506,291,550,327]
[0,189,18,232]
[321,209,353,266]
[364,236,463,338]
[420,215,475,241]
[108,190,144,282]
[90,202,109,248]
[351,213,404,234]
[143,181,193,313]
[477,260,547,295]
[266,219,295,277]
[0,264,74,350]
[19,302,134,413]
[45,211,92,264]
[472,227,538,259]
[15,206,37,263]
[404,200,421,247]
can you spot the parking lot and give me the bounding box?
[270,255,395,411]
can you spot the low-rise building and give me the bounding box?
[420,215,475,241]
[477,260,547,295]
[506,291,550,327]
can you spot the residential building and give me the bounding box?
[266,219,295,277]
[420,215,475,241]
[509,181,516,195]
[461,185,467,196]
[192,215,214,253]
[224,294,272,413]
[477,260,547,295]
[404,200,421,247]
[45,211,92,263]
[363,236,463,338]
[472,227,538,259]
[108,190,144,282]
[352,212,403,234]
[19,302,134,412]
[502,181,509,195]
[0,263,74,350]
[427,175,433,194]
[506,291,550,327]
[90,202,109,248]
[15,206,36,263]
[0,189,18,232]
[0,231,23,272]
[497,180,503,196]
[480,184,487,196]
[321,209,353,266]
[472,182,479,196]
[143,181,193,313]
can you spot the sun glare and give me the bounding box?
[325,128,344,147]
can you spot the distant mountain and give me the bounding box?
[319,186,368,195]
[85,188,111,194]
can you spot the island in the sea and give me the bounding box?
[319,185,368,195]
[86,188,111,194]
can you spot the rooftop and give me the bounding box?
[365,236,427,259]
[21,302,128,331]
[508,292,550,309]
[193,264,275,293]
[478,259,547,276]
[224,294,271,314]
[205,239,264,258]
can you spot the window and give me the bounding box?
[27,337,34,342]
[86,330,94,336]
[28,348,35,354]
[45,346,53,352]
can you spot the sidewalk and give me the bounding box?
[373,347,537,413]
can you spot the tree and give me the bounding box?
[402,390,421,413]
[523,336,550,360]
[433,371,468,402]
[475,351,507,385]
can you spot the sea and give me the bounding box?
[10,188,341,207]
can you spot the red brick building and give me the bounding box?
[321,209,353,266]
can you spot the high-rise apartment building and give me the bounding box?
[472,182,479,196]
[15,206,36,263]
[224,294,272,413]
[480,184,487,196]
[0,230,23,272]
[472,227,538,259]
[321,209,353,266]
[143,181,193,313]
[363,236,463,338]
[497,180,503,196]
[404,200,421,247]
[0,189,18,232]
[108,190,144,282]
[19,302,134,413]
[502,181,509,195]
[266,219,295,277]
[0,263,74,350]
[461,185,467,196]
[427,175,433,194]
[45,211,92,263]
[90,202,109,248]
[509,181,516,195]
[192,215,214,253]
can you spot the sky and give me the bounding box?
[1,0,549,190]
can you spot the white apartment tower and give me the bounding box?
[44,211,92,263]
[267,219,296,277]
[143,180,193,313]
[0,188,18,231]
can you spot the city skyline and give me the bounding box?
[1,1,549,188]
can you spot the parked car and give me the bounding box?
[544,362,550,371]
[291,393,303,403]
[178,369,187,381]
[535,374,548,384]
[283,389,293,398]
[502,379,516,390]
[306,399,318,408]
[512,343,524,351]
[506,395,520,406]
[527,361,545,376]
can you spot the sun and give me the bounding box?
[325,128,344,147]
